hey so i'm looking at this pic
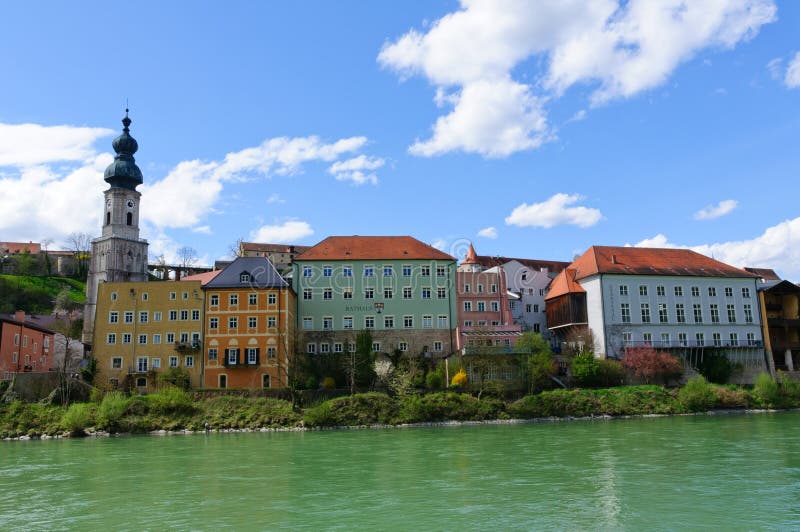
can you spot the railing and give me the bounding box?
[621,340,763,349]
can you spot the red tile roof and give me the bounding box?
[474,255,569,273]
[544,268,585,300]
[570,246,757,280]
[297,236,455,261]
[179,269,222,285]
[1,241,41,254]
[744,267,781,281]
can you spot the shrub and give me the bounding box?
[695,353,734,384]
[753,373,780,408]
[96,392,130,432]
[571,353,600,387]
[157,367,191,390]
[621,347,683,384]
[399,392,502,423]
[302,392,398,427]
[426,370,443,389]
[201,396,300,429]
[61,403,95,435]
[89,388,105,403]
[597,359,625,387]
[451,369,467,388]
[678,376,716,411]
[148,387,195,416]
[528,350,558,393]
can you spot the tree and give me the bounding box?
[176,246,198,269]
[562,328,597,358]
[344,330,376,394]
[571,352,601,387]
[68,232,93,280]
[41,238,53,275]
[228,237,245,258]
[51,288,85,405]
[621,347,683,385]
[516,332,557,393]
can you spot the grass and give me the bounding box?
[0,274,85,313]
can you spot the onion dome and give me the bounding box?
[104,109,143,190]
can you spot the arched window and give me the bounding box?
[106,212,111,225]
[126,212,132,226]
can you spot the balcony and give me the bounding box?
[174,341,201,351]
[622,340,763,350]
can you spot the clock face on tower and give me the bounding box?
[126,199,136,209]
[106,199,112,209]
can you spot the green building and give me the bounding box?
[292,236,458,358]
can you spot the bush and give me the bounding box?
[61,403,95,435]
[303,392,398,427]
[96,392,130,432]
[200,396,300,429]
[695,353,734,384]
[399,392,502,423]
[571,353,600,387]
[508,386,681,418]
[621,347,683,384]
[148,387,195,416]
[426,371,443,389]
[753,373,780,408]
[597,359,626,387]
[157,368,191,390]
[451,369,467,388]
[89,388,105,403]
[678,376,717,411]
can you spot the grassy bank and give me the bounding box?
[3,376,800,439]
[0,274,85,313]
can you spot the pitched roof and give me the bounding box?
[0,314,56,335]
[544,268,585,300]
[240,242,311,254]
[0,241,41,254]
[180,269,222,286]
[744,267,781,281]
[204,257,288,289]
[570,246,757,280]
[297,236,455,261]
[474,255,569,273]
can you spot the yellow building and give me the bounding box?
[93,280,204,391]
[203,257,295,389]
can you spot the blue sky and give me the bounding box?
[1,1,798,278]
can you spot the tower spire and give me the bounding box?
[103,109,143,190]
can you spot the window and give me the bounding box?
[122,333,132,344]
[219,375,227,388]
[268,316,277,328]
[422,288,432,299]
[693,304,703,323]
[384,288,393,299]
[249,293,257,305]
[248,316,257,328]
[656,285,665,297]
[509,301,515,310]
[153,311,162,322]
[107,333,117,345]
[364,266,374,277]
[240,272,251,283]
[399,342,408,352]
[727,304,736,323]
[464,283,471,293]
[185,356,195,368]
[533,323,540,333]
[477,301,486,312]
[320,343,330,353]
[710,304,720,323]
[365,316,375,329]
[747,333,757,346]
[180,310,189,321]
[112,357,122,369]
[678,333,688,347]
[303,317,313,330]
[533,304,539,313]
[170,292,176,300]
[384,266,393,277]
[643,333,652,345]
[676,304,686,323]
[371,342,381,352]
[639,285,648,296]
[691,286,700,297]
[229,316,238,329]
[422,315,433,329]
[111,292,118,301]
[138,334,147,344]
[180,333,189,343]
[268,293,277,305]
[490,284,497,293]
[323,316,333,330]
[139,311,148,323]
[437,287,446,299]
[621,304,631,323]
[153,334,161,345]
[421,266,431,277]
[622,332,632,346]
[182,292,189,300]
[267,347,276,358]
[490,301,499,312]
[659,304,668,323]
[539,289,544,296]
[434,341,443,352]
[674,286,683,297]
[262,374,271,388]
[343,266,353,277]
[464,301,472,312]
[477,284,484,293]
[124,311,134,323]
[307,343,316,354]
[209,317,219,330]
[619,285,628,296]
[226,349,238,365]
[323,288,333,300]
[334,343,343,353]
[729,333,739,347]
[343,316,353,329]
[725,287,733,298]
[208,348,218,362]
[403,287,412,299]
[661,333,671,347]
[693,333,704,347]
[742,287,751,298]
[713,333,722,347]
[323,266,333,277]
[641,303,651,323]
[141,292,148,302]
[404,316,413,328]
[438,315,448,328]
[384,316,394,328]
[303,266,312,277]
[166,333,175,344]
[137,357,148,373]
[135,377,147,388]
[403,265,412,276]
[210,294,219,306]
[744,304,753,323]
[437,266,446,277]
[708,287,717,297]
[343,288,353,300]
[364,288,374,299]
[303,289,312,301]
[191,309,200,321]
[229,294,238,306]
[246,348,257,365]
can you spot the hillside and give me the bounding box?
[0,275,85,314]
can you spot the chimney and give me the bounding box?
[14,310,26,323]
[612,254,618,264]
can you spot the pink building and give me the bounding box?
[0,311,55,378]
[456,244,521,352]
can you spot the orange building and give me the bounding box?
[203,257,295,389]
[0,311,55,378]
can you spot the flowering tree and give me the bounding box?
[621,347,683,385]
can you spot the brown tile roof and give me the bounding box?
[744,267,781,281]
[544,269,585,300]
[570,246,757,280]
[0,241,41,254]
[241,242,311,254]
[297,236,455,261]
[475,255,569,273]
[179,269,222,286]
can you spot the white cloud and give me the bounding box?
[249,220,314,243]
[0,123,113,167]
[266,193,285,204]
[634,217,800,280]
[694,199,738,220]
[786,52,800,89]
[191,225,212,234]
[379,0,776,157]
[431,239,447,251]
[505,193,603,229]
[328,154,385,185]
[767,57,783,79]
[477,226,498,239]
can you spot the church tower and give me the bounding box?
[82,111,149,345]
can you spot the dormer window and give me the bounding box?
[240,272,251,283]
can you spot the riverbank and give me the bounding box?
[2,376,799,440]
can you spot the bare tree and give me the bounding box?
[67,232,93,280]
[176,246,198,269]
[228,237,245,258]
[41,238,53,276]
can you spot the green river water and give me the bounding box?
[2,412,800,531]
